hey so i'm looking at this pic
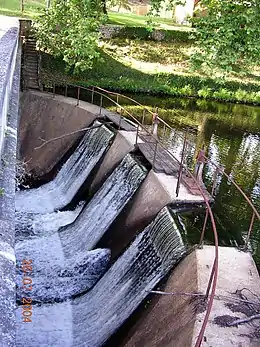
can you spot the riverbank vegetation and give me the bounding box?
[2,0,260,105]
[41,37,260,105]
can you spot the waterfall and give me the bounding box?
[60,154,147,257]
[15,154,147,301]
[16,207,185,347]
[15,123,114,214]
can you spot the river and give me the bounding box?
[112,95,260,268]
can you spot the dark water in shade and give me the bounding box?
[112,95,260,268]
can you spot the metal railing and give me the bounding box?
[46,82,248,347]
[85,86,259,249]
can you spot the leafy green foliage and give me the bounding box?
[191,0,260,75]
[102,26,192,42]
[41,52,260,105]
[107,0,131,12]
[33,0,104,72]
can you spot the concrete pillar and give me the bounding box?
[90,130,142,194]
[119,246,260,347]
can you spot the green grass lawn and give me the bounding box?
[107,12,191,31]
[0,0,44,18]
[0,1,189,31]
[41,37,260,105]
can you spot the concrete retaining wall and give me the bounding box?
[0,18,19,158]
[119,246,260,347]
[0,17,20,347]
[90,130,139,193]
[19,91,98,178]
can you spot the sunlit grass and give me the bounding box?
[107,11,192,31]
[0,0,44,18]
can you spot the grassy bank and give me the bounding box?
[0,0,44,17]
[41,37,260,105]
[107,12,188,31]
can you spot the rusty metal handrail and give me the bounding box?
[98,87,259,241]
[155,115,260,220]
[48,82,219,347]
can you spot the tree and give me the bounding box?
[107,0,131,13]
[190,0,260,75]
[34,0,104,72]
[20,0,24,12]
[46,0,51,10]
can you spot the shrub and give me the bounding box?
[100,25,193,43]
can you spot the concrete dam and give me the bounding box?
[1,17,260,347]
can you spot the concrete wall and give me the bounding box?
[90,130,138,193]
[0,17,20,347]
[119,246,260,347]
[19,91,98,178]
[175,0,194,24]
[0,18,19,158]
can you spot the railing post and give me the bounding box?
[211,167,219,196]
[205,258,216,298]
[135,124,139,145]
[200,209,209,245]
[176,132,187,197]
[162,123,166,138]
[65,85,68,97]
[119,108,123,130]
[77,87,80,106]
[91,86,94,104]
[152,141,158,169]
[99,95,103,115]
[245,212,256,248]
[52,83,55,98]
[142,109,146,125]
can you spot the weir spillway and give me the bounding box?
[16,208,185,347]
[12,88,214,347]
[12,88,206,347]
[0,19,259,346]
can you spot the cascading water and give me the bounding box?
[16,154,147,301]
[60,154,147,257]
[16,207,185,347]
[15,123,114,214]
[15,202,84,242]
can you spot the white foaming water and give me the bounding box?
[15,202,84,241]
[16,248,111,303]
[15,124,114,214]
[16,207,185,347]
[60,154,147,257]
[16,233,65,274]
[16,302,73,347]
[15,154,146,270]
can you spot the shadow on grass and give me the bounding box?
[41,50,260,105]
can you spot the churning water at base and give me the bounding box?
[15,154,147,302]
[15,203,84,242]
[15,123,114,213]
[17,248,111,303]
[16,207,185,347]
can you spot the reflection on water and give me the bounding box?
[113,96,260,268]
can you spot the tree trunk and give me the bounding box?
[20,0,24,13]
[102,0,107,14]
[46,0,51,10]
